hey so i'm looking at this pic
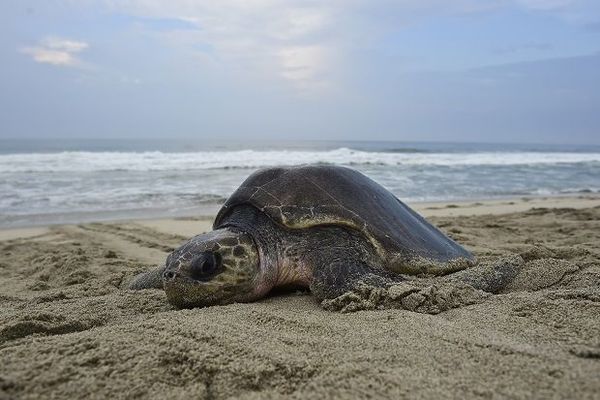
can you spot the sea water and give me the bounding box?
[1,139,598,227]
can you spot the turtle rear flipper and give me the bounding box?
[443,255,524,293]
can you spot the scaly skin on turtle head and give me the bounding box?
[162,228,264,308]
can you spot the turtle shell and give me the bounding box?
[214,165,474,275]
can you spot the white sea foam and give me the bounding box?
[0,148,599,173]
[1,147,599,227]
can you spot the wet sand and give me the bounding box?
[1,196,599,399]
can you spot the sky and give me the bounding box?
[1,0,600,144]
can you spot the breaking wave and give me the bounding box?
[1,148,599,173]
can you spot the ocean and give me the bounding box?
[1,139,599,228]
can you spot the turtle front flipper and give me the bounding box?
[129,266,166,290]
[312,259,489,314]
[310,261,400,302]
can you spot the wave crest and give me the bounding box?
[1,148,599,173]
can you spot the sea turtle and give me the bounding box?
[130,165,521,312]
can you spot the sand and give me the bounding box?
[0,196,599,399]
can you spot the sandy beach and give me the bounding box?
[1,195,599,399]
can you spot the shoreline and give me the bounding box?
[1,193,599,241]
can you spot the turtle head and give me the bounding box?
[162,228,264,308]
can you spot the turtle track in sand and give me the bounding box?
[76,222,189,253]
[0,221,179,349]
[51,221,190,267]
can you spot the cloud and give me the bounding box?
[88,1,488,90]
[278,45,328,90]
[52,0,599,89]
[20,37,89,67]
[68,2,371,90]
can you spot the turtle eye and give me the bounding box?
[190,252,222,281]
